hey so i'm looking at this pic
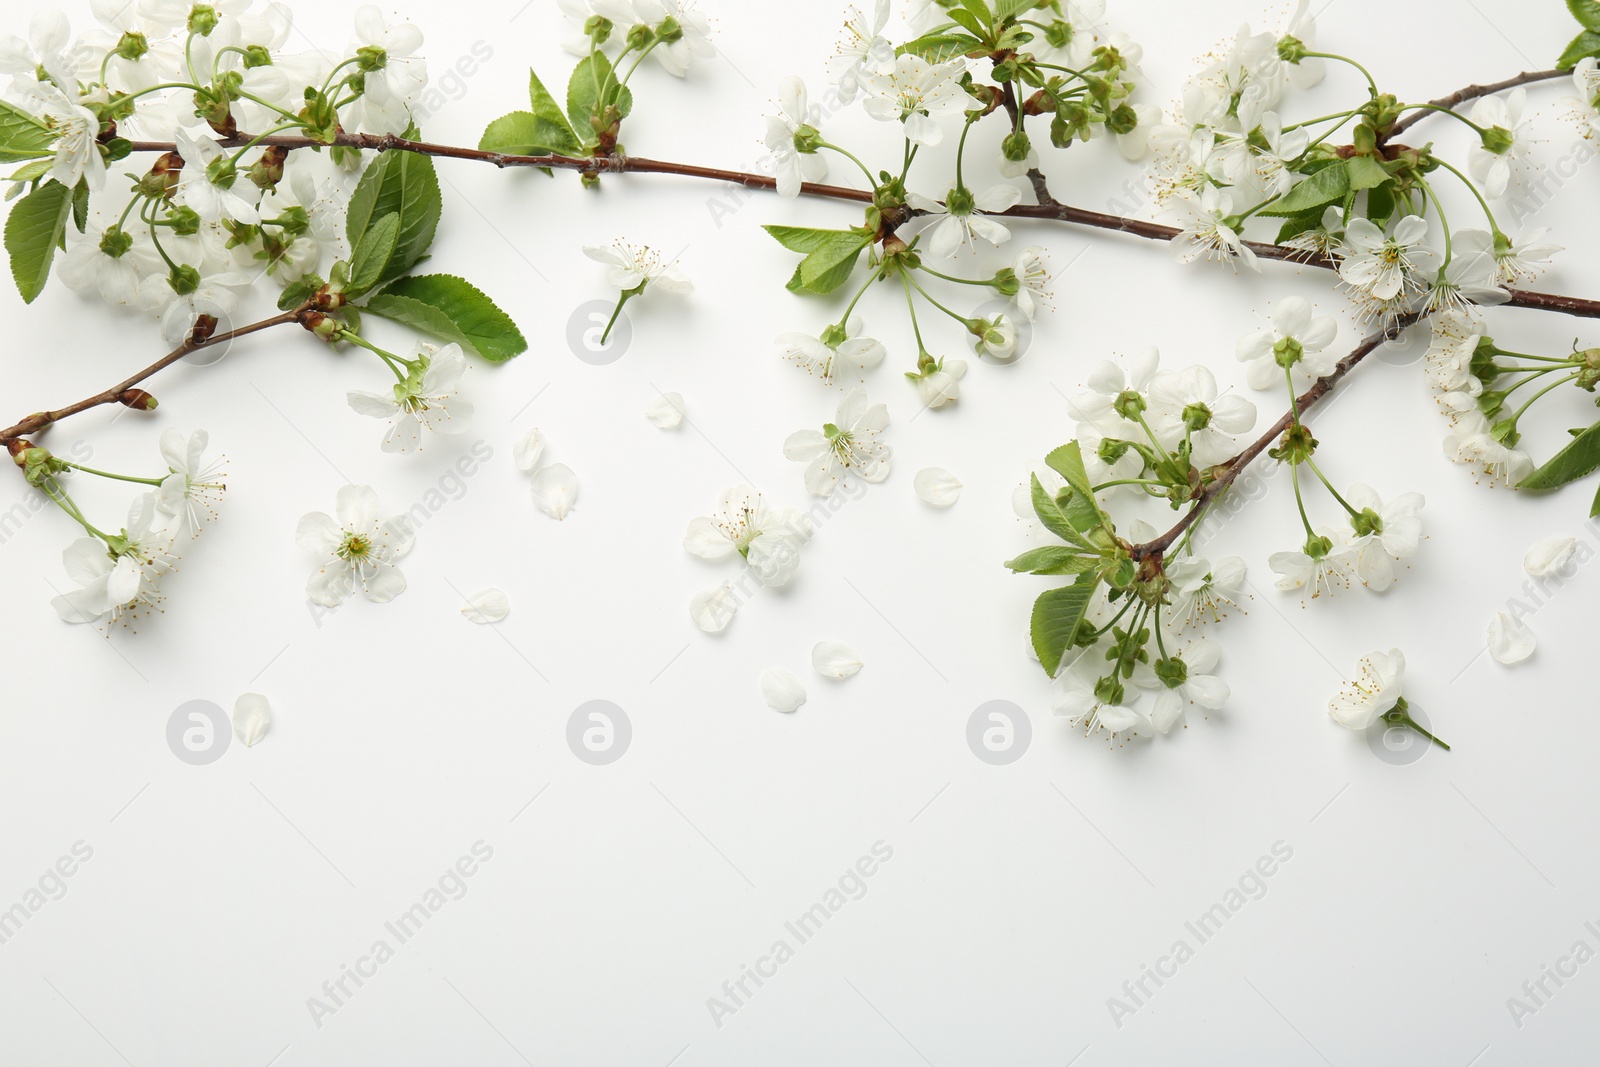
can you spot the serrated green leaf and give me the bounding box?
[1045,441,1095,500]
[348,212,400,296]
[1558,28,1600,68]
[479,68,585,157]
[7,159,51,183]
[1031,579,1098,676]
[1031,474,1094,548]
[567,51,632,147]
[5,179,73,303]
[1261,163,1351,217]
[1004,546,1098,575]
[1345,155,1392,191]
[362,273,527,362]
[995,0,1036,18]
[1519,420,1600,491]
[1571,0,1600,31]
[765,225,872,295]
[898,31,985,62]
[1274,207,1328,245]
[0,100,54,164]
[346,151,441,288]
[946,6,989,36]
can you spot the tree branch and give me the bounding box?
[118,129,1600,320]
[1386,68,1568,139]
[1,307,310,444]
[1130,314,1420,561]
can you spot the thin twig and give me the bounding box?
[1129,315,1419,561]
[1,307,309,443]
[1386,68,1568,139]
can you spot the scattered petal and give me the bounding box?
[646,392,685,429]
[812,640,863,679]
[690,583,739,633]
[461,588,510,624]
[914,467,962,507]
[1524,536,1577,579]
[530,463,579,519]
[232,693,271,747]
[514,427,547,471]
[1487,611,1536,664]
[760,667,807,713]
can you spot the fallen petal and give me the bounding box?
[531,463,579,519]
[645,392,685,429]
[232,693,271,747]
[461,587,510,623]
[760,667,807,713]
[513,427,546,471]
[1523,535,1577,579]
[812,640,863,679]
[1487,611,1536,665]
[914,467,962,507]
[689,583,739,634]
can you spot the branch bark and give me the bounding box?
[1129,315,1419,561]
[1386,68,1568,139]
[1,308,308,443]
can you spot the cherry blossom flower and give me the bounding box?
[296,485,415,607]
[347,343,473,453]
[1235,295,1338,389]
[783,387,890,495]
[52,494,177,627]
[765,77,828,198]
[861,54,970,147]
[683,485,811,587]
[1327,648,1405,730]
[827,0,893,101]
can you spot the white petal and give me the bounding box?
[1523,536,1577,579]
[812,641,863,680]
[689,583,739,633]
[513,427,547,471]
[760,667,808,713]
[913,467,962,507]
[530,464,579,519]
[1487,611,1536,664]
[460,587,510,624]
[232,693,271,747]
[645,392,685,429]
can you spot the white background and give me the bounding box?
[3,0,1600,1063]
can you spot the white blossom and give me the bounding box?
[296,485,415,607]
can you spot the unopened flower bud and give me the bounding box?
[190,315,219,345]
[1479,125,1514,156]
[249,145,288,189]
[142,152,184,199]
[118,388,158,410]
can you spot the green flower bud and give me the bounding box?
[1181,402,1213,432]
[944,185,976,216]
[1093,675,1125,706]
[1269,422,1319,464]
[99,227,133,258]
[1303,533,1334,560]
[1112,389,1146,421]
[166,204,202,236]
[168,263,202,296]
[242,44,273,69]
[356,45,388,72]
[1001,130,1032,163]
[792,123,823,154]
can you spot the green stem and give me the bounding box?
[1508,373,1579,423]
[818,141,876,184]
[62,462,166,487]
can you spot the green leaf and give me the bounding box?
[567,51,632,146]
[1030,474,1094,548]
[362,273,527,362]
[1344,155,1392,191]
[898,32,985,62]
[1004,546,1098,575]
[945,7,990,36]
[348,211,400,296]
[1031,579,1097,676]
[1557,28,1600,68]
[1274,207,1328,245]
[479,68,585,157]
[1260,163,1351,217]
[345,150,442,288]
[0,100,54,164]
[765,225,872,295]
[1519,421,1600,490]
[995,0,1036,18]
[70,179,89,235]
[5,179,73,303]
[1571,0,1600,31]
[1045,441,1095,501]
